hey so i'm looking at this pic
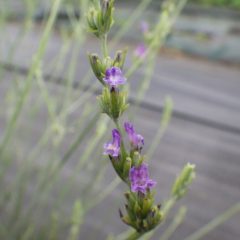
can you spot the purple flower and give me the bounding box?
[103,129,121,157]
[140,21,149,34]
[103,67,126,89]
[134,43,147,59]
[129,163,156,194]
[124,122,144,150]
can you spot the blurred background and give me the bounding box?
[0,0,240,239]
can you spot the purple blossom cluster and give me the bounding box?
[102,65,156,195]
[103,120,156,194]
[129,163,156,194]
[103,67,126,90]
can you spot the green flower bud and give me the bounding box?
[171,163,196,200]
[98,87,128,120]
[86,0,115,38]
[121,215,132,226]
[101,0,115,34]
[86,8,100,37]
[88,53,105,84]
[132,151,143,166]
[142,198,153,217]
[113,49,127,69]
[120,191,163,233]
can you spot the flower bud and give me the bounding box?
[88,53,105,84]
[98,87,128,120]
[120,191,163,233]
[171,163,196,200]
[86,8,100,37]
[86,0,115,38]
[101,0,115,34]
[113,49,127,69]
[132,151,142,166]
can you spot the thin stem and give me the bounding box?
[126,231,143,240]
[162,198,176,216]
[101,34,108,58]
[114,229,133,240]
[114,119,123,135]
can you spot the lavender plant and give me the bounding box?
[87,0,195,239]
[1,0,240,239]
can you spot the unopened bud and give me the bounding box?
[113,49,127,69]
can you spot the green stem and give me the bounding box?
[114,119,122,135]
[101,34,108,58]
[162,197,176,216]
[126,231,143,240]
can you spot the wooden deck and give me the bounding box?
[1,23,240,240]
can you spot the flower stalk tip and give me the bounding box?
[171,163,196,200]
